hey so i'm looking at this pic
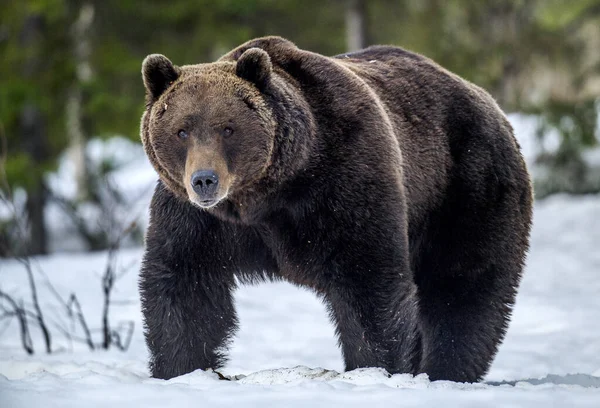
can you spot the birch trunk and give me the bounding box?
[67,2,94,201]
[345,0,367,52]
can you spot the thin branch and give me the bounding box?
[0,290,33,354]
[0,312,15,338]
[115,258,136,281]
[19,257,51,353]
[45,187,103,244]
[111,321,134,351]
[50,320,100,347]
[66,294,94,350]
[1,121,136,355]
[17,299,33,354]
[109,299,137,306]
[101,250,114,349]
[30,260,95,351]
[0,122,50,353]
[19,307,94,350]
[101,220,136,349]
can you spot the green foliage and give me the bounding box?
[537,100,599,148]
[3,152,47,191]
[0,0,73,191]
[0,0,599,195]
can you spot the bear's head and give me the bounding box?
[141,48,287,211]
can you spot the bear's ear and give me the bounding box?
[236,48,272,89]
[142,54,180,102]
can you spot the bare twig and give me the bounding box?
[115,258,137,281]
[0,312,15,337]
[101,220,136,349]
[101,252,114,349]
[18,257,51,353]
[44,187,108,250]
[0,122,51,353]
[17,299,33,354]
[111,321,134,351]
[66,294,94,350]
[34,263,95,351]
[1,124,137,354]
[50,320,100,347]
[0,290,33,354]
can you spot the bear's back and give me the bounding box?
[335,47,459,219]
[334,45,519,232]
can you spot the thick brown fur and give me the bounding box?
[139,36,533,382]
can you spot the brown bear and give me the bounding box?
[139,36,533,382]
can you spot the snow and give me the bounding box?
[1,119,600,406]
[1,197,599,407]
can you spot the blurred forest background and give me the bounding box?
[1,0,599,256]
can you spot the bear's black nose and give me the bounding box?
[191,170,219,198]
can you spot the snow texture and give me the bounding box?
[1,116,600,407]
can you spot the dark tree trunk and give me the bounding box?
[24,181,47,256]
[20,15,49,255]
[21,105,48,256]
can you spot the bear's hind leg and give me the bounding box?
[414,178,531,382]
[416,266,518,382]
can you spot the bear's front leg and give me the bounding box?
[140,255,237,379]
[139,185,239,379]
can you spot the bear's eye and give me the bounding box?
[177,129,188,139]
[222,127,234,137]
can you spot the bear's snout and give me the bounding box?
[190,170,219,204]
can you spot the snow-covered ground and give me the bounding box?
[1,116,600,406]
